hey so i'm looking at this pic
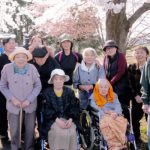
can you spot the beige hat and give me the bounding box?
[9,47,33,61]
[48,69,69,84]
[59,33,73,43]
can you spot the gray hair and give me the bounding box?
[82,47,97,59]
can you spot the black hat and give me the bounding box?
[32,47,48,58]
[103,40,118,51]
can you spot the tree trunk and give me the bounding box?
[106,7,129,53]
[106,1,150,53]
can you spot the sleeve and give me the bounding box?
[113,94,122,115]
[76,53,83,63]
[67,90,80,126]
[0,56,5,78]
[54,53,60,63]
[140,61,150,105]
[98,66,106,79]
[73,66,81,89]
[127,64,138,98]
[40,93,57,139]
[52,57,61,69]
[26,65,42,103]
[0,65,13,101]
[110,53,127,85]
[90,95,104,119]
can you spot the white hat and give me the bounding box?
[9,47,33,61]
[48,69,69,84]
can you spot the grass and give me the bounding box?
[140,117,148,149]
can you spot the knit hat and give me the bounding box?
[103,40,118,51]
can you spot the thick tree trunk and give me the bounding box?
[106,6,129,53]
[106,1,150,53]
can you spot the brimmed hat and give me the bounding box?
[9,47,32,61]
[48,69,69,84]
[103,40,118,51]
[32,47,48,58]
[59,33,73,43]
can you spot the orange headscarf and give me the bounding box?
[93,80,114,108]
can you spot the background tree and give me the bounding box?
[0,0,34,44]
[35,4,103,51]
[91,0,150,52]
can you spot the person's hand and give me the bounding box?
[56,118,66,129]
[21,100,30,108]
[110,112,118,120]
[65,118,72,128]
[46,46,54,57]
[12,97,21,107]
[135,95,143,103]
[79,85,88,91]
[142,104,149,114]
[79,85,93,92]
[86,85,93,91]
[95,59,101,68]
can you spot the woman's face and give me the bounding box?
[52,75,65,90]
[134,48,148,63]
[14,53,28,68]
[98,82,109,97]
[61,40,72,51]
[31,37,42,47]
[84,51,96,65]
[4,39,16,53]
[105,47,117,57]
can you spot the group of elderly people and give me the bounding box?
[0,34,149,150]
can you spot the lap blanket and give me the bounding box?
[100,115,128,150]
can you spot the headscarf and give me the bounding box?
[93,80,114,108]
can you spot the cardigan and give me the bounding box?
[0,63,42,114]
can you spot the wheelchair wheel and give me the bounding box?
[80,110,95,150]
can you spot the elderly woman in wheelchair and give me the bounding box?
[80,79,128,150]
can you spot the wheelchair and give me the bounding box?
[80,105,137,150]
[80,105,107,150]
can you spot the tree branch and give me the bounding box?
[128,2,150,28]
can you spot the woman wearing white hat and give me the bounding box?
[41,68,80,150]
[0,47,42,150]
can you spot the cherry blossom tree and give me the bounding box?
[36,6,101,41]
[0,0,34,43]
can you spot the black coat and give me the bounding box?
[33,56,60,91]
[128,63,142,98]
[40,86,80,139]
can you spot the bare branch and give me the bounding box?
[128,2,150,28]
